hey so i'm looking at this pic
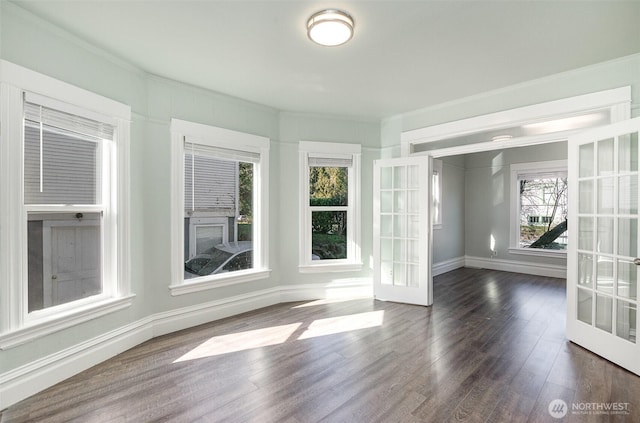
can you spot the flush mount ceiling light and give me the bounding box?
[307,9,354,47]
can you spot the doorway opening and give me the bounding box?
[400,86,631,282]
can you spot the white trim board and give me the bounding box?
[401,86,631,148]
[464,255,566,279]
[0,280,371,410]
[432,256,465,276]
[432,255,565,279]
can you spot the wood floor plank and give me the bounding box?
[3,268,640,422]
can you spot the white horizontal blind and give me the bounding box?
[184,141,260,163]
[517,170,568,181]
[308,157,353,168]
[24,126,100,204]
[24,101,114,140]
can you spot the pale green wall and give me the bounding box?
[277,113,379,285]
[0,2,379,375]
[431,143,570,268]
[432,156,465,264]
[463,142,568,266]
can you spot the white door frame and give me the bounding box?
[401,86,631,157]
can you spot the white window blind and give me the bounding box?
[184,141,260,163]
[23,100,107,205]
[308,156,353,168]
[517,170,568,180]
[24,101,114,140]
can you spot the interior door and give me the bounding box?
[567,117,640,375]
[373,156,431,306]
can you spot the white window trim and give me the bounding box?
[432,159,443,229]
[298,141,362,273]
[169,119,270,295]
[509,159,568,257]
[0,61,133,349]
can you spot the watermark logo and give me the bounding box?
[548,399,568,419]
[548,399,631,418]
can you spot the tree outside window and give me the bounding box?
[310,166,348,260]
[519,176,568,249]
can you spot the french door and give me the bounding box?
[567,117,640,375]
[373,156,432,306]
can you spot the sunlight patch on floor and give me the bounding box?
[298,310,385,339]
[173,310,385,363]
[173,323,302,362]
[291,297,367,308]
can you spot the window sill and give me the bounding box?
[0,294,136,350]
[299,262,363,273]
[508,247,567,258]
[169,269,272,296]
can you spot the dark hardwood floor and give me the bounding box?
[3,268,640,422]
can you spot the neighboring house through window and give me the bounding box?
[170,119,270,295]
[299,141,362,272]
[0,61,133,347]
[510,160,568,255]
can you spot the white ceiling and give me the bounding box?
[11,1,640,120]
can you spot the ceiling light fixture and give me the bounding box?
[307,9,354,47]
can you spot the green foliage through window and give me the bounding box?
[309,167,348,206]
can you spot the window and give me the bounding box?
[170,119,270,294]
[432,159,443,228]
[299,141,361,272]
[0,61,132,346]
[510,160,568,255]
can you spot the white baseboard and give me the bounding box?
[432,256,465,276]
[464,255,567,279]
[279,279,373,303]
[0,318,153,410]
[0,280,371,410]
[152,287,282,338]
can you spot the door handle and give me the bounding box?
[51,275,58,280]
[634,258,640,266]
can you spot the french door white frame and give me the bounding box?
[567,117,640,376]
[373,156,432,306]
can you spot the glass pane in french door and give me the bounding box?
[577,131,639,343]
[379,164,420,287]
